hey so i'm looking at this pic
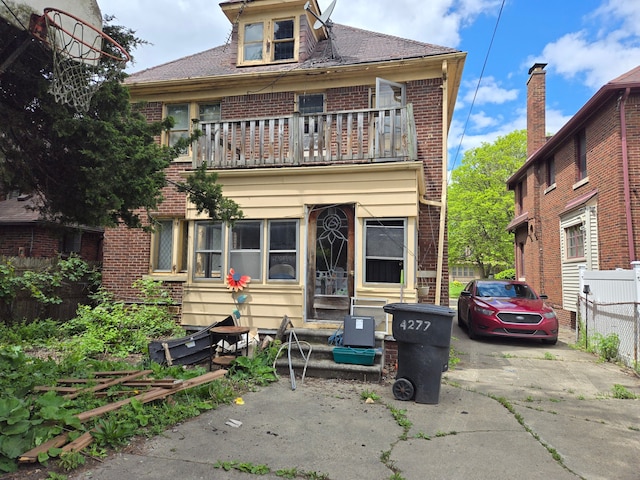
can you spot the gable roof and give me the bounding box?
[125,23,460,84]
[508,64,640,187]
[0,195,103,232]
[0,196,41,225]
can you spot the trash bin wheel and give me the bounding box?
[392,378,415,401]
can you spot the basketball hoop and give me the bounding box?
[31,8,131,113]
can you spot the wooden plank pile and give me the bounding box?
[19,369,227,463]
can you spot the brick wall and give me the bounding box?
[0,225,102,261]
[521,89,640,330]
[103,80,448,307]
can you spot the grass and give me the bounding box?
[449,281,465,299]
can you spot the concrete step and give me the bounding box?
[274,327,384,382]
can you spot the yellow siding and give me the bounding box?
[182,162,423,329]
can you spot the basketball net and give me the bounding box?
[34,9,130,113]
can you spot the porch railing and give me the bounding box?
[192,104,417,169]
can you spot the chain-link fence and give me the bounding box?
[577,295,639,369]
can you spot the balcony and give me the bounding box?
[192,105,418,169]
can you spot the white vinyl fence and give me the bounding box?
[577,263,640,369]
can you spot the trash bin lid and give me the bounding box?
[383,302,455,317]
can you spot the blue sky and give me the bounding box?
[98,0,640,169]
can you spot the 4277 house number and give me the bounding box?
[397,319,431,331]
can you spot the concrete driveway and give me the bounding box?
[70,322,640,480]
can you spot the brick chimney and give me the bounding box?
[527,63,547,158]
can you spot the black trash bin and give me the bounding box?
[383,303,456,404]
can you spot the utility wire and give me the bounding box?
[449,0,506,179]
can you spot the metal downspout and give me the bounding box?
[620,88,635,261]
[434,60,449,305]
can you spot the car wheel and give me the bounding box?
[542,337,558,345]
[467,310,478,340]
[457,310,465,328]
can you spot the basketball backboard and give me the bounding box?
[2,0,102,30]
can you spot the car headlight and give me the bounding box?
[543,311,557,319]
[474,306,494,316]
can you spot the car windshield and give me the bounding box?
[476,282,537,299]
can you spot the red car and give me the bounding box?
[457,280,558,344]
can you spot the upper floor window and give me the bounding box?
[165,102,221,157]
[517,180,526,214]
[166,104,190,151]
[364,219,406,284]
[273,19,295,60]
[298,94,324,115]
[199,103,221,123]
[565,224,585,260]
[576,130,587,180]
[240,18,296,65]
[546,157,555,186]
[298,93,325,150]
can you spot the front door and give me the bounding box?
[306,205,354,321]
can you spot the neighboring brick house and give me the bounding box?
[507,63,640,330]
[102,0,466,332]
[0,191,103,261]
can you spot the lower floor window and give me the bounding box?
[193,219,299,282]
[565,223,585,259]
[152,219,188,273]
[194,222,223,279]
[365,219,405,284]
[230,221,263,280]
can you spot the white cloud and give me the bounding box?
[539,32,640,89]
[329,0,501,48]
[531,1,640,90]
[462,76,519,105]
[470,111,499,129]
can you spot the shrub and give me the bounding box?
[495,269,516,280]
[59,280,183,358]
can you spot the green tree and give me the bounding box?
[0,16,240,228]
[448,130,527,278]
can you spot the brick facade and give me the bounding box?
[103,81,449,306]
[510,64,640,331]
[101,0,464,324]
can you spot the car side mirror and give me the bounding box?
[539,294,548,299]
[460,291,472,297]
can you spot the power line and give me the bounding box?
[449,0,506,179]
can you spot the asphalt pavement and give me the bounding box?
[69,323,640,480]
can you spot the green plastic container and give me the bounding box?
[332,347,376,366]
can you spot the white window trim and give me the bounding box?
[364,218,407,285]
[268,219,299,282]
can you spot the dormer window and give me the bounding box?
[240,18,297,65]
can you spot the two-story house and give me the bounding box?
[101,0,466,332]
[507,63,640,330]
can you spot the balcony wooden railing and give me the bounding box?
[192,104,417,169]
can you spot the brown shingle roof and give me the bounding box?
[0,196,41,225]
[126,23,459,84]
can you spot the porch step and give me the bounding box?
[274,328,384,382]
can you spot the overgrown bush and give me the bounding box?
[59,279,184,358]
[494,268,516,280]
[592,332,620,362]
[0,255,100,324]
